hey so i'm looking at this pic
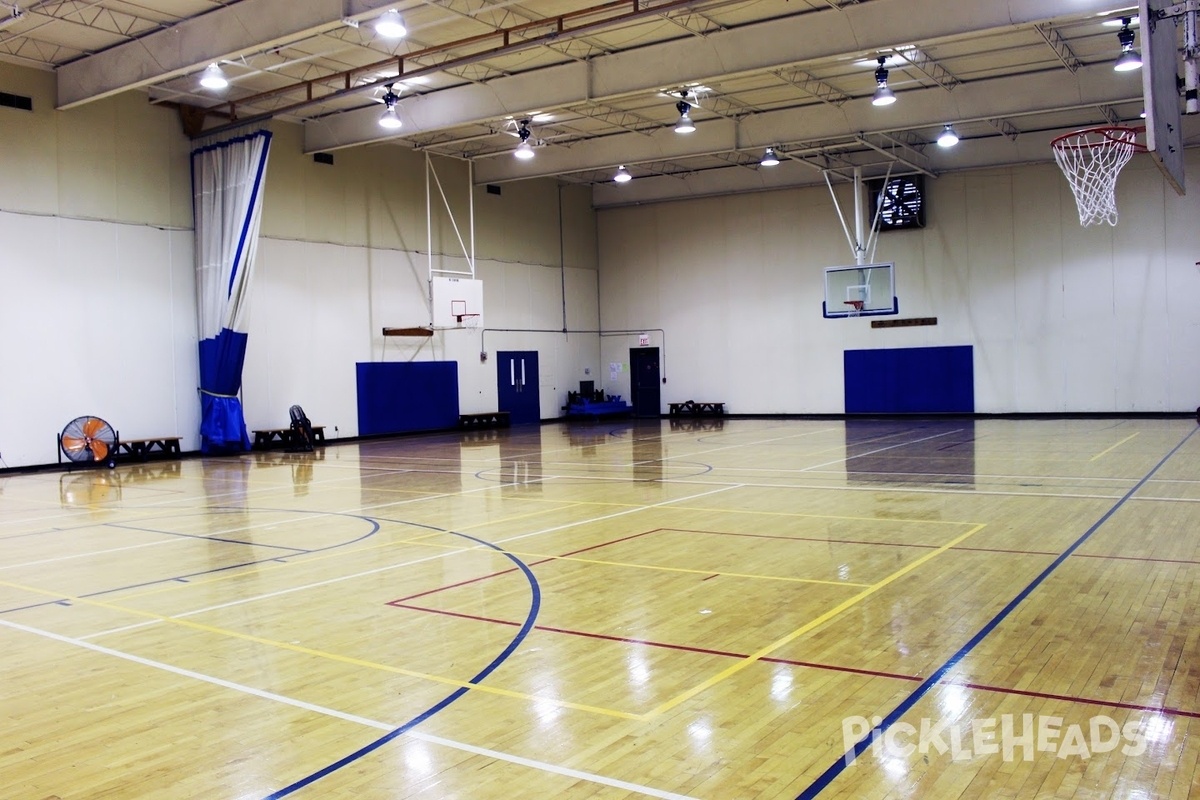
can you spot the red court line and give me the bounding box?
[960,682,1200,720]
[388,602,1200,720]
[388,529,661,603]
[389,602,920,683]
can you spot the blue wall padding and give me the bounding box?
[844,345,974,413]
[357,362,460,435]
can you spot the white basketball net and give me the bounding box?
[1052,127,1140,227]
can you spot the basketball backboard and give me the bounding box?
[823,263,898,318]
[431,276,485,328]
[1140,0,1186,196]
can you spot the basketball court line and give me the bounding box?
[0,617,692,800]
[800,429,966,472]
[794,426,1199,800]
[69,485,738,641]
[644,522,989,719]
[0,536,181,570]
[388,602,1200,722]
[0,541,647,721]
[1090,431,1141,460]
[665,477,1126,501]
[497,548,873,588]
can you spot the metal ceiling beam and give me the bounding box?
[305,0,1122,153]
[589,126,1094,207]
[893,47,960,91]
[1034,23,1082,73]
[56,0,398,109]
[473,62,1142,183]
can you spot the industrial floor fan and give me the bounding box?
[58,415,119,469]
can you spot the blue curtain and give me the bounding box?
[191,131,272,454]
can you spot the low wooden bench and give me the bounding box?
[116,436,182,460]
[668,401,726,416]
[459,411,510,429]
[252,426,326,450]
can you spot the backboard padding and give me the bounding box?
[1141,0,1186,196]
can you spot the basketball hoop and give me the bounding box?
[845,300,864,317]
[1051,126,1146,227]
[456,313,481,329]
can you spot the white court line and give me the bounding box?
[0,618,695,800]
[800,429,964,472]
[82,483,743,639]
[0,537,180,570]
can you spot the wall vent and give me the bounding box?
[0,92,33,111]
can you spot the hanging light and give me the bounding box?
[760,147,780,166]
[514,120,535,159]
[378,86,402,129]
[936,125,959,147]
[199,63,228,90]
[675,94,696,133]
[374,8,407,38]
[614,165,632,183]
[1113,18,1142,71]
[872,56,896,106]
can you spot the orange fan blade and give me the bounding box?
[90,440,109,460]
[62,435,87,454]
[82,417,105,438]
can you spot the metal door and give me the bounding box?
[496,351,540,424]
[629,347,661,418]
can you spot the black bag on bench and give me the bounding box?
[288,405,315,452]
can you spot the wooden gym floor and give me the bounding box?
[2,417,1199,799]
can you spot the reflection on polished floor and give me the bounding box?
[2,417,1199,799]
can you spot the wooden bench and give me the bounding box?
[458,411,510,429]
[252,426,325,450]
[116,436,182,461]
[668,401,726,416]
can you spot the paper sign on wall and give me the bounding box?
[609,362,622,381]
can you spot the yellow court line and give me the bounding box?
[0,576,641,721]
[502,550,872,588]
[642,522,989,719]
[1090,432,1140,462]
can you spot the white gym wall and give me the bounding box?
[597,151,1200,414]
[0,61,599,469]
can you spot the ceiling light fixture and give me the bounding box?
[374,8,407,38]
[1114,18,1142,71]
[614,165,632,183]
[936,125,959,147]
[760,147,780,166]
[379,85,402,129]
[514,120,535,159]
[0,3,24,30]
[872,56,896,106]
[199,63,229,90]
[1102,14,1138,27]
[675,93,696,133]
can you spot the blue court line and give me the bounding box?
[104,522,311,553]
[0,510,381,616]
[796,425,1198,800]
[261,526,541,799]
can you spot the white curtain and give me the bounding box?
[191,130,272,453]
